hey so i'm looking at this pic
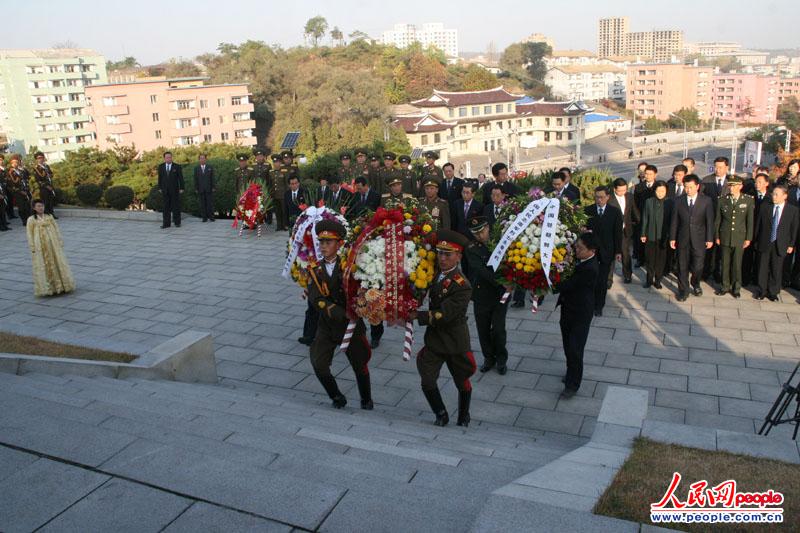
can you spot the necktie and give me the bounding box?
[201,166,205,173]
[677,186,683,196]
[771,206,780,242]
[758,193,763,200]
[447,180,452,192]
[464,202,469,218]
[495,206,499,217]
[598,206,604,216]
[293,191,297,202]
[167,164,171,173]
[688,197,694,211]
[362,193,366,203]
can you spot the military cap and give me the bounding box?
[423,179,440,189]
[281,150,294,159]
[387,177,402,187]
[355,149,368,157]
[436,229,469,253]
[340,153,351,161]
[254,148,266,156]
[237,154,249,162]
[468,216,489,233]
[270,154,282,162]
[34,151,45,158]
[728,175,743,184]
[399,155,411,164]
[315,219,346,240]
[369,154,379,162]
[383,152,396,161]
[423,151,439,160]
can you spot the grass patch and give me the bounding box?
[595,437,799,532]
[0,332,136,363]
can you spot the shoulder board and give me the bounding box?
[453,274,465,286]
[381,193,390,198]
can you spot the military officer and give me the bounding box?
[32,152,56,217]
[409,229,475,427]
[397,154,418,196]
[307,219,373,410]
[281,150,300,182]
[7,156,31,224]
[420,151,443,196]
[352,149,370,184]
[378,152,399,193]
[367,154,382,193]
[337,153,355,186]
[420,180,451,230]
[381,177,412,208]
[466,216,511,375]
[714,176,754,298]
[233,154,254,193]
[270,154,289,230]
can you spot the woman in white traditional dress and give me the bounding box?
[26,198,75,297]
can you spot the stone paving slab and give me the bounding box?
[2,217,800,439]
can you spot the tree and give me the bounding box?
[106,56,139,70]
[643,117,664,134]
[162,59,202,78]
[461,65,498,91]
[498,41,552,97]
[778,96,800,132]
[304,16,329,47]
[402,52,448,100]
[330,26,344,47]
[348,30,370,42]
[666,107,703,130]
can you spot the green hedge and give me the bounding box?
[104,185,135,210]
[75,183,103,206]
[572,168,615,206]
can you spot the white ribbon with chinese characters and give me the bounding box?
[488,197,560,287]
[281,206,324,279]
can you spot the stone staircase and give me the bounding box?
[0,371,585,532]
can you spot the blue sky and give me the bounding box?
[5,0,799,63]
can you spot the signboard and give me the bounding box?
[743,140,762,173]
[519,136,538,149]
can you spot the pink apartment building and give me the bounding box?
[712,74,780,123]
[85,77,256,151]
[626,64,714,121]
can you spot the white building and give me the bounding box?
[381,23,459,58]
[683,41,742,57]
[545,65,626,102]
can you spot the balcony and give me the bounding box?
[107,123,132,134]
[170,125,200,137]
[230,119,256,130]
[101,104,129,115]
[230,103,255,114]
[169,107,199,120]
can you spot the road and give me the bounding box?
[588,144,735,182]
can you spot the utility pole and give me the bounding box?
[575,115,582,166]
[731,120,738,174]
[669,112,688,159]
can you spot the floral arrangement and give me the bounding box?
[283,205,349,288]
[490,188,587,300]
[232,182,272,235]
[343,198,438,327]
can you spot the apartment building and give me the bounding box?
[626,64,713,120]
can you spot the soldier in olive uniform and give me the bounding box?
[714,176,754,298]
[33,152,56,217]
[381,177,412,208]
[307,219,373,410]
[352,149,370,185]
[270,154,288,230]
[281,150,300,182]
[397,155,418,196]
[420,180,451,230]
[410,229,475,427]
[7,156,32,224]
[466,216,510,375]
[378,152,399,193]
[420,150,444,197]
[367,154,382,194]
[233,154,254,194]
[337,153,355,187]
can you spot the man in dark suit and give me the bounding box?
[584,186,622,316]
[483,184,504,225]
[785,183,800,289]
[454,182,483,238]
[157,151,184,228]
[284,175,307,227]
[548,171,580,204]
[439,162,464,214]
[753,184,800,300]
[558,166,581,203]
[193,154,215,222]
[702,157,732,281]
[326,176,352,216]
[670,175,714,301]
[483,162,520,204]
[608,177,639,284]
[667,164,688,199]
[633,164,658,267]
[350,176,380,219]
[745,172,772,285]
[318,176,331,205]
[556,232,599,398]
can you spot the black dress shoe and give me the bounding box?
[560,387,577,399]
[209,217,215,222]
[360,399,374,410]
[653,281,662,289]
[714,289,727,296]
[643,281,652,288]
[496,364,507,375]
[594,309,602,317]
[692,287,703,297]
[732,292,741,299]
[480,361,495,373]
[370,337,380,349]
[754,292,765,300]
[175,224,181,228]
[767,294,779,302]
[298,336,313,346]
[331,395,347,409]
[511,301,525,308]
[606,280,613,289]
[161,225,170,229]
[433,411,449,427]
[677,293,688,302]
[623,278,632,284]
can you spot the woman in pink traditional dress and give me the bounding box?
[26,199,75,297]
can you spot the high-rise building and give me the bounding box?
[85,77,256,152]
[0,48,108,160]
[626,64,713,120]
[598,17,629,58]
[381,23,459,58]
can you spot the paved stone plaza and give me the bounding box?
[2,215,800,439]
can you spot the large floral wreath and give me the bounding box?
[232,182,272,232]
[282,204,350,288]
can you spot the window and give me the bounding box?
[484,105,491,114]
[459,125,467,135]
[496,121,503,129]
[484,141,489,152]
[497,139,502,149]
[471,106,479,116]
[203,134,212,142]
[231,96,242,106]
[568,132,573,140]
[234,129,249,139]
[178,119,194,128]
[51,80,63,88]
[545,118,550,127]
[102,96,117,106]
[556,118,563,126]
[526,118,532,126]
[556,132,563,141]
[177,100,193,110]
[458,107,467,117]
[106,115,119,125]
[507,104,512,112]
[220,132,229,141]
[434,133,441,143]
[69,93,82,102]
[495,104,502,113]
[155,130,162,139]
[544,132,550,142]
[448,108,454,117]
[53,95,63,103]
[150,95,157,104]
[421,134,428,145]
[201,117,211,126]
[568,118,573,126]
[152,112,159,122]
[200,99,208,109]
[65,65,75,73]
[459,140,467,150]
[217,98,225,107]
[218,116,224,124]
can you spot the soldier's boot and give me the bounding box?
[456,390,472,427]
[356,373,373,410]
[422,388,449,426]
[317,374,347,409]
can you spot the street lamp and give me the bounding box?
[669,112,688,159]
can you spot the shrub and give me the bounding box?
[75,183,103,206]
[572,168,615,206]
[53,187,66,206]
[146,186,163,212]
[104,185,134,210]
